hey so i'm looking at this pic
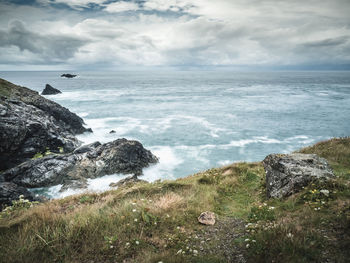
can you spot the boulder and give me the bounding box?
[0,182,36,208]
[0,78,90,170]
[198,211,216,225]
[109,130,116,134]
[263,153,334,198]
[1,138,158,189]
[42,84,62,95]
[61,74,77,78]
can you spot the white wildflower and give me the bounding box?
[135,240,140,245]
[134,218,138,222]
[320,189,330,197]
[132,209,137,212]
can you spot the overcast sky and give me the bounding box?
[0,0,350,70]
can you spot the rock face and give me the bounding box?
[0,78,91,170]
[42,84,62,95]
[0,182,36,207]
[1,139,158,189]
[263,153,334,198]
[61,74,77,78]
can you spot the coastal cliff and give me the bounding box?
[0,79,158,206]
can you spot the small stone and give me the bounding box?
[198,211,216,225]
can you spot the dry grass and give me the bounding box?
[152,192,184,211]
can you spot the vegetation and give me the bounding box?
[0,137,349,262]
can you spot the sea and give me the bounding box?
[1,71,350,198]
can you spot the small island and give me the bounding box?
[61,74,77,78]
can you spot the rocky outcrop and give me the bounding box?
[42,84,62,95]
[0,182,36,207]
[263,153,334,198]
[0,78,91,170]
[61,74,77,78]
[1,138,158,189]
[109,175,147,188]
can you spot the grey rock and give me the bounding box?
[73,141,101,154]
[42,84,62,95]
[0,78,91,170]
[0,182,36,208]
[263,153,334,198]
[109,130,116,134]
[1,138,158,189]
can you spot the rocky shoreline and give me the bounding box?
[0,78,337,209]
[0,78,158,207]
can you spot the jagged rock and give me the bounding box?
[198,211,216,225]
[263,153,334,198]
[42,84,62,95]
[0,182,36,208]
[61,74,77,78]
[0,78,90,170]
[73,141,101,154]
[109,175,147,188]
[109,130,116,134]
[1,138,158,189]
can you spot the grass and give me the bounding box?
[0,137,349,263]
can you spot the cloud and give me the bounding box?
[0,20,88,63]
[0,0,350,69]
[104,1,139,13]
[38,0,106,9]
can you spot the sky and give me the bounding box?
[0,0,350,70]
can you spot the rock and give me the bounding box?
[1,138,158,189]
[263,153,334,198]
[198,211,216,225]
[42,84,62,95]
[73,141,101,154]
[61,74,77,78]
[109,130,116,134]
[0,78,91,170]
[0,182,36,208]
[109,175,147,188]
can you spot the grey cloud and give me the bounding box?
[302,36,348,48]
[0,20,88,63]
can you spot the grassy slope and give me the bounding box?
[0,138,349,263]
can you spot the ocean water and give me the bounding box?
[1,71,350,198]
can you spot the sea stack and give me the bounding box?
[42,84,62,95]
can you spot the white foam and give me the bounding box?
[87,173,132,192]
[142,146,184,182]
[52,90,129,102]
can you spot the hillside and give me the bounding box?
[0,137,349,263]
